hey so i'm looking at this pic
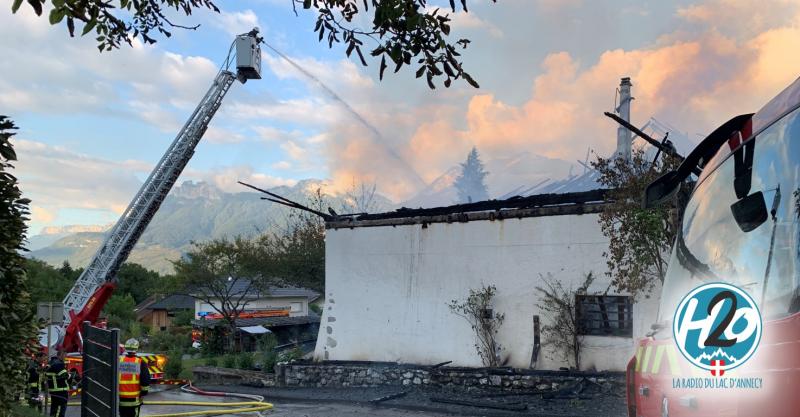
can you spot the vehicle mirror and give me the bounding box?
[642,171,680,208]
[730,191,768,232]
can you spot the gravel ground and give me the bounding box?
[201,381,628,417]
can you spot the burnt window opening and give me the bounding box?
[576,295,633,337]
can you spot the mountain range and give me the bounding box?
[27,179,391,274]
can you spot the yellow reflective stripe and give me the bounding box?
[641,346,653,374]
[634,346,644,372]
[651,345,666,374]
[665,345,681,375]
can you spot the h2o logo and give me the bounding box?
[673,283,762,374]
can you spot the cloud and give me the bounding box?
[314,0,800,202]
[30,205,56,225]
[15,138,296,232]
[211,9,261,37]
[426,7,504,38]
[197,165,297,190]
[14,139,151,219]
[0,5,217,125]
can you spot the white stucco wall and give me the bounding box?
[315,213,659,371]
[195,296,310,318]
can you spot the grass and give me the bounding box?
[176,355,228,380]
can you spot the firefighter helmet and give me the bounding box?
[123,338,140,352]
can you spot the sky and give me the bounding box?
[2,0,800,235]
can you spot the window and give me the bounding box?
[290,302,303,313]
[576,295,633,337]
[659,106,800,321]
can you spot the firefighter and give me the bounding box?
[25,355,43,411]
[119,338,150,417]
[45,351,70,417]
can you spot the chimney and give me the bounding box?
[616,77,633,161]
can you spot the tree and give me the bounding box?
[590,149,686,297]
[58,260,75,279]
[25,258,74,307]
[116,263,162,304]
[261,188,327,292]
[0,116,37,416]
[172,237,270,351]
[535,273,594,370]
[448,284,505,367]
[339,179,382,214]
[11,0,492,88]
[454,146,489,203]
[104,293,137,333]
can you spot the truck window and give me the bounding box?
[659,106,800,324]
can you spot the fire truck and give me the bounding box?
[626,76,800,417]
[39,29,263,381]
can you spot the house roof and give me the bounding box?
[194,280,320,302]
[327,188,610,229]
[149,294,195,310]
[192,314,321,329]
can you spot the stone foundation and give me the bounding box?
[274,361,623,391]
[192,366,276,387]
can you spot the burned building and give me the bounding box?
[313,189,659,371]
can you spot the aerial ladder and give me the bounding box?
[42,29,264,354]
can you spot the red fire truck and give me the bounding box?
[627,76,800,417]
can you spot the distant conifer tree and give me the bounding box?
[454,147,489,204]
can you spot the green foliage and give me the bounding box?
[146,328,191,353]
[12,0,219,52]
[172,309,194,327]
[200,330,226,357]
[221,354,236,369]
[0,116,37,417]
[236,353,254,370]
[448,284,504,367]
[260,188,327,292]
[535,273,595,370]
[278,346,305,364]
[309,303,322,315]
[591,150,686,297]
[172,237,267,352]
[24,258,73,307]
[257,334,278,372]
[204,357,218,367]
[165,351,183,379]
[454,146,489,204]
[306,0,490,88]
[104,293,136,332]
[12,0,491,88]
[116,263,162,304]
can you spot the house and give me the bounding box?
[192,280,321,319]
[135,294,195,331]
[313,189,660,372]
[191,279,322,351]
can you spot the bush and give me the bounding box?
[0,117,38,417]
[257,334,278,373]
[309,303,322,315]
[278,346,304,363]
[237,353,254,370]
[222,354,236,369]
[165,352,183,379]
[147,328,191,353]
[204,357,218,367]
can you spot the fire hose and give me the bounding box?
[65,383,273,417]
